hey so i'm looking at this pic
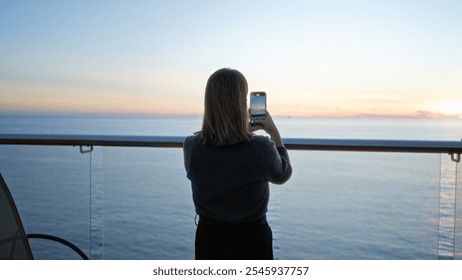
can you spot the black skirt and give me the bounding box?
[195,217,273,260]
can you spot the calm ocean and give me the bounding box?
[0,115,461,259]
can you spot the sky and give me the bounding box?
[1,0,462,118]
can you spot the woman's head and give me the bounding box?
[200,68,251,146]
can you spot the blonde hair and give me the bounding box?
[200,68,251,146]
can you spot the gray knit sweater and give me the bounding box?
[183,134,292,223]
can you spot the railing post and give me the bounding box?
[90,146,104,259]
[455,161,461,259]
[437,155,457,259]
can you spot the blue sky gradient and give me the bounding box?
[1,0,461,117]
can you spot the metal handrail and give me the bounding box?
[1,134,462,154]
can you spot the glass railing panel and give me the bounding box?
[278,151,441,259]
[0,145,91,259]
[101,147,195,259]
[1,141,457,260]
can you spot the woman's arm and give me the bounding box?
[251,112,292,184]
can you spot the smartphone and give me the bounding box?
[250,91,267,124]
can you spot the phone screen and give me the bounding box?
[250,92,266,119]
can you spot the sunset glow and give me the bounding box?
[436,102,462,117]
[1,1,461,118]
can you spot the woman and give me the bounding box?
[183,68,292,260]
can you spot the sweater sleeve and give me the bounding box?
[262,138,292,185]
